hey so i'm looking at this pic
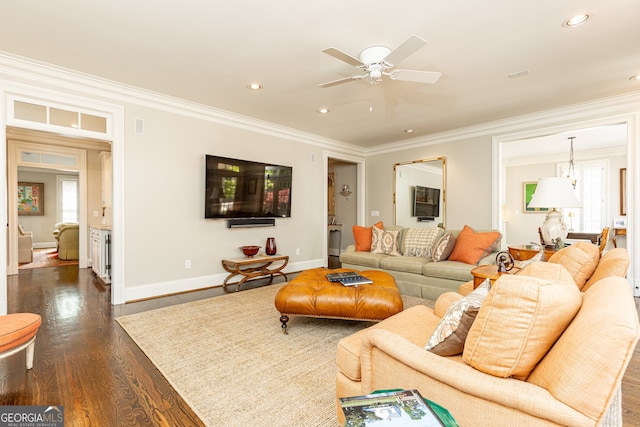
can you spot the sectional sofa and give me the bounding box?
[339,224,503,300]
[336,244,638,426]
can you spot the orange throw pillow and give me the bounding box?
[448,225,502,265]
[353,221,383,251]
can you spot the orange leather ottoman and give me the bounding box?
[274,268,403,333]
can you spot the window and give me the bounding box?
[558,160,608,232]
[58,176,79,223]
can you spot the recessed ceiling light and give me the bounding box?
[247,82,262,90]
[404,129,414,134]
[317,107,330,114]
[630,74,640,81]
[562,13,591,28]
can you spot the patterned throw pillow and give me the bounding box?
[403,227,441,257]
[370,226,401,256]
[432,232,456,262]
[515,249,544,269]
[424,279,491,356]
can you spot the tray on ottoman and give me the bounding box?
[274,268,403,334]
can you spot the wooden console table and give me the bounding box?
[508,244,558,261]
[221,254,289,292]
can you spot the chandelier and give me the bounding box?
[567,137,577,189]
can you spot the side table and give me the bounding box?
[221,254,289,292]
[471,264,520,289]
[508,244,557,261]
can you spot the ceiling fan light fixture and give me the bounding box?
[562,13,590,28]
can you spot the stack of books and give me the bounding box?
[340,389,449,426]
[326,272,373,286]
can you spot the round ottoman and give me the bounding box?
[274,268,403,333]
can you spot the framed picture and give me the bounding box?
[613,216,627,228]
[523,181,548,213]
[18,182,44,216]
[620,168,627,216]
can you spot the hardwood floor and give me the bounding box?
[2,264,640,426]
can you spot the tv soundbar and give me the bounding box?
[227,218,276,228]
[417,216,435,222]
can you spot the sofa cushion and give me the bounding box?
[547,241,599,290]
[527,277,640,421]
[371,226,401,256]
[518,261,575,284]
[422,260,476,282]
[339,251,387,269]
[448,225,502,265]
[582,248,629,292]
[353,221,383,251]
[432,232,456,262]
[463,273,582,380]
[424,279,491,356]
[379,255,432,275]
[403,227,441,257]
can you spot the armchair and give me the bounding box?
[54,223,79,260]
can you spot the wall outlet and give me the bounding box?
[295,248,300,255]
[184,259,191,269]
[371,210,380,217]
[93,210,99,217]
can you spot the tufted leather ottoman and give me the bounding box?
[274,268,403,333]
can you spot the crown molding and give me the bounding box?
[0,51,367,157]
[366,92,640,156]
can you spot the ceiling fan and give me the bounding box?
[318,34,442,88]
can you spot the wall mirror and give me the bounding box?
[394,157,446,227]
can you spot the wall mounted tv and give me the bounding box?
[413,185,440,218]
[205,155,292,219]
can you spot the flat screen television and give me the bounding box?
[205,155,292,219]
[413,185,440,217]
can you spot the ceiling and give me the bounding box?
[1,1,639,148]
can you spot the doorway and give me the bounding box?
[325,152,365,267]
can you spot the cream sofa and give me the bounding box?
[336,246,638,426]
[339,225,502,300]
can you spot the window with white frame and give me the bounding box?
[558,160,608,233]
[58,175,79,223]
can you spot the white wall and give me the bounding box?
[366,136,494,231]
[121,104,329,293]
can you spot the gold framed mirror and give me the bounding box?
[393,157,446,227]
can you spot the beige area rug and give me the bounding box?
[116,284,434,427]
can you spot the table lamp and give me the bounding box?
[528,177,581,245]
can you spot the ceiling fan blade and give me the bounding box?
[383,34,427,66]
[322,47,364,67]
[388,69,442,84]
[317,74,367,88]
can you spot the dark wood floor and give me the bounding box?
[2,262,640,426]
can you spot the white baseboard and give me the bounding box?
[33,242,56,249]
[123,258,325,303]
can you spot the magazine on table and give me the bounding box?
[326,272,373,286]
[340,389,445,426]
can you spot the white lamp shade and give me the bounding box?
[528,177,581,209]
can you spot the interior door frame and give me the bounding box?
[7,141,88,275]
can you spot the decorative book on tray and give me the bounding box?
[326,272,373,286]
[340,389,447,426]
